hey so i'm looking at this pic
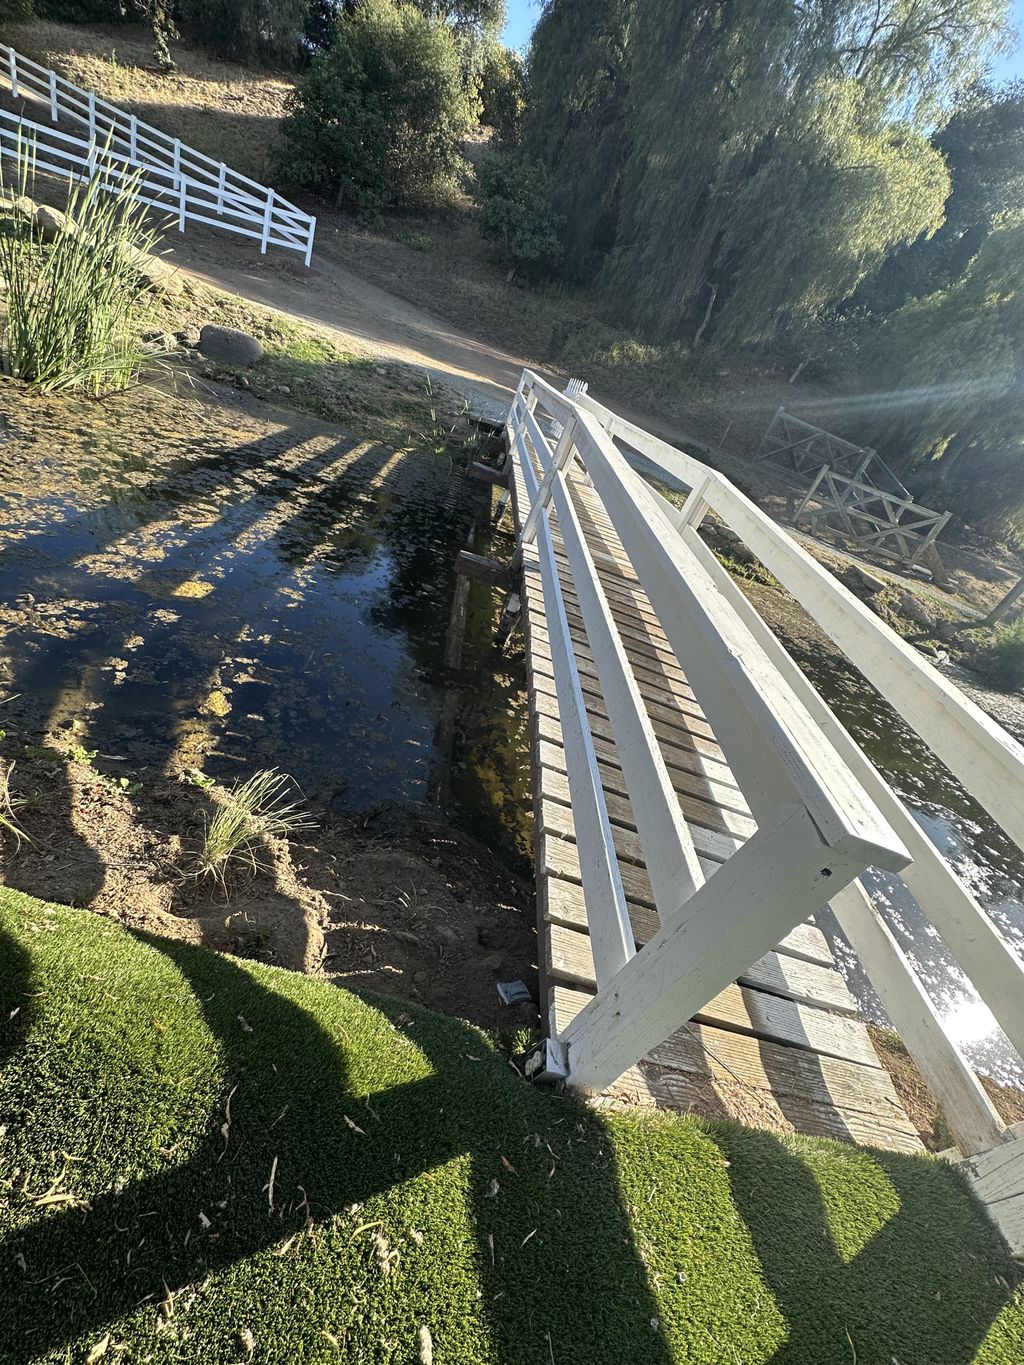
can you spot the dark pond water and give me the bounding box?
[0,389,532,870]
[794,644,1024,1084]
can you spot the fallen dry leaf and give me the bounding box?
[86,1335,110,1364]
[343,1115,365,1135]
[418,1324,434,1365]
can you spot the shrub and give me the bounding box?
[279,0,475,214]
[479,42,525,146]
[476,152,562,279]
[0,154,164,396]
[972,618,1024,692]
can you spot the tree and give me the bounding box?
[279,0,476,213]
[855,81,1024,313]
[180,0,309,67]
[856,220,1024,529]
[523,0,1009,346]
[476,152,563,276]
[479,42,525,144]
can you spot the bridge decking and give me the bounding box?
[508,432,923,1154]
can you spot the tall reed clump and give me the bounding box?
[0,145,164,396]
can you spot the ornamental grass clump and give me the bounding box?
[192,768,314,887]
[0,144,165,396]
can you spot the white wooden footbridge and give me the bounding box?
[498,369,1024,1250]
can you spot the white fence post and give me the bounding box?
[8,49,18,100]
[304,215,316,268]
[129,113,137,163]
[48,69,57,122]
[260,188,274,254]
[87,91,95,146]
[217,162,226,215]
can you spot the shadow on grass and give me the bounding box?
[714,1123,1018,1365]
[0,924,674,1363]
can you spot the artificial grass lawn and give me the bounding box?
[1,890,1022,1364]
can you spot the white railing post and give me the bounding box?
[520,411,579,544]
[48,69,57,123]
[260,188,274,254]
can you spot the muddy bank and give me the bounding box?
[0,375,536,1031]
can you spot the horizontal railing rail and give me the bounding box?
[549,376,1024,1155]
[0,43,315,263]
[508,370,911,1098]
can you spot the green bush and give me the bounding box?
[972,618,1024,692]
[476,152,562,278]
[479,42,525,145]
[279,0,475,215]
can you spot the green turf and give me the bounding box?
[1,889,1022,1364]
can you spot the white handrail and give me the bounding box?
[515,369,1024,1156]
[0,44,316,264]
[508,369,911,1103]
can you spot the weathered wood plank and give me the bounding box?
[546,917,856,1015]
[542,871,834,969]
[551,987,922,1151]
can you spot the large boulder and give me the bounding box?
[198,325,263,368]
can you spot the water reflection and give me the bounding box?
[0,388,531,871]
[799,647,1024,1084]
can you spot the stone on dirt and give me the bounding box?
[897,590,937,630]
[842,563,887,598]
[198,325,264,367]
[34,204,77,242]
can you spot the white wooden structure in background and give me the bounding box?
[506,370,1024,1252]
[0,44,315,263]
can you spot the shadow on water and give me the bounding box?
[0,387,530,866]
[0,923,672,1363]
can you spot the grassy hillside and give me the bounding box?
[1,889,1023,1364]
[0,20,293,183]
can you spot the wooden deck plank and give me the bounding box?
[542,870,834,968]
[546,917,857,1016]
[551,988,922,1152]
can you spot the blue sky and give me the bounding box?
[991,0,1024,82]
[501,0,1024,80]
[500,0,538,52]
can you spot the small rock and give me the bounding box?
[198,325,263,368]
[897,590,936,630]
[842,563,887,598]
[176,326,201,348]
[34,204,75,242]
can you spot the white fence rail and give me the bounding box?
[509,370,912,1096]
[0,44,315,263]
[518,372,1024,1166]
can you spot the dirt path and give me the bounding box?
[164,226,535,417]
